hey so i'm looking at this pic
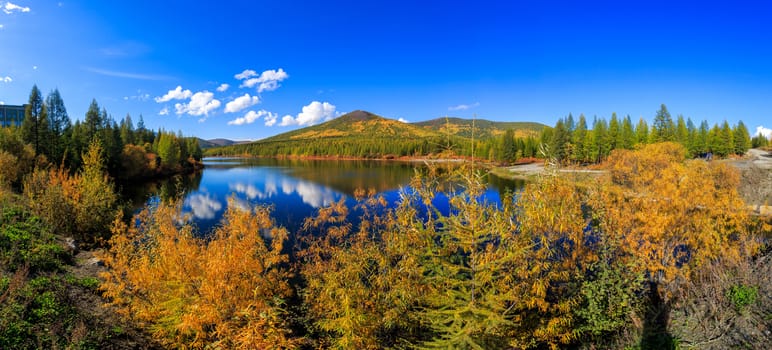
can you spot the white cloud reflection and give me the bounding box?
[229,175,340,209]
[185,193,223,219]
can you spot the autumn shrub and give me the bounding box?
[101,198,297,349]
[23,140,117,245]
[300,167,534,349]
[0,128,35,188]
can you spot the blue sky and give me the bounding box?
[1,1,771,140]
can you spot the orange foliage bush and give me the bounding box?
[100,199,297,349]
[599,142,756,300]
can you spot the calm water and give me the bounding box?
[124,158,525,234]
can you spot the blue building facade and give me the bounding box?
[0,104,27,127]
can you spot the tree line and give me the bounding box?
[15,84,202,182]
[541,104,763,165]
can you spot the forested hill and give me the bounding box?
[260,110,439,142]
[413,117,545,139]
[205,110,545,159]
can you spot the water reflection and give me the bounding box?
[125,158,525,234]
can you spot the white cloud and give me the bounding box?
[228,110,277,126]
[398,117,408,123]
[264,113,278,126]
[0,101,5,105]
[448,102,480,111]
[234,69,257,80]
[155,85,192,102]
[174,91,221,117]
[1,76,11,83]
[278,101,337,127]
[3,2,30,14]
[237,68,289,92]
[224,93,260,113]
[0,24,4,29]
[159,107,169,116]
[216,83,229,92]
[755,126,772,140]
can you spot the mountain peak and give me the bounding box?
[337,110,379,122]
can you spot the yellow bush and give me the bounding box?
[101,199,297,349]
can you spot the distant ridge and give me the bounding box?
[413,117,545,139]
[197,138,251,149]
[204,110,546,158]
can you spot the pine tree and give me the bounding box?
[501,129,516,163]
[621,115,636,149]
[695,120,710,155]
[675,114,689,146]
[732,121,751,155]
[120,114,135,146]
[608,113,621,151]
[686,118,698,156]
[635,117,649,144]
[565,113,575,132]
[45,88,71,164]
[652,104,675,142]
[572,114,588,162]
[84,99,102,142]
[21,85,51,158]
[550,120,570,163]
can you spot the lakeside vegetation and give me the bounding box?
[1,85,203,348]
[101,143,771,349]
[1,86,771,348]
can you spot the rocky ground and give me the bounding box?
[66,250,160,349]
[733,148,772,215]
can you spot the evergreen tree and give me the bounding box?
[696,120,710,155]
[549,119,570,163]
[120,114,135,146]
[590,117,610,162]
[84,99,102,142]
[686,118,698,156]
[572,114,588,162]
[45,88,71,164]
[565,113,575,132]
[621,115,636,149]
[732,121,751,155]
[501,129,516,163]
[751,132,769,148]
[675,114,689,146]
[635,117,649,144]
[608,113,621,151]
[708,122,734,157]
[652,104,675,142]
[21,84,51,158]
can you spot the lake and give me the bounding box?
[124,158,525,234]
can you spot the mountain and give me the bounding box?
[260,110,439,142]
[413,117,546,139]
[205,110,546,159]
[197,138,249,149]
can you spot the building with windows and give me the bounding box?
[0,104,27,127]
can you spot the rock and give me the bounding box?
[63,237,79,255]
[85,257,104,267]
